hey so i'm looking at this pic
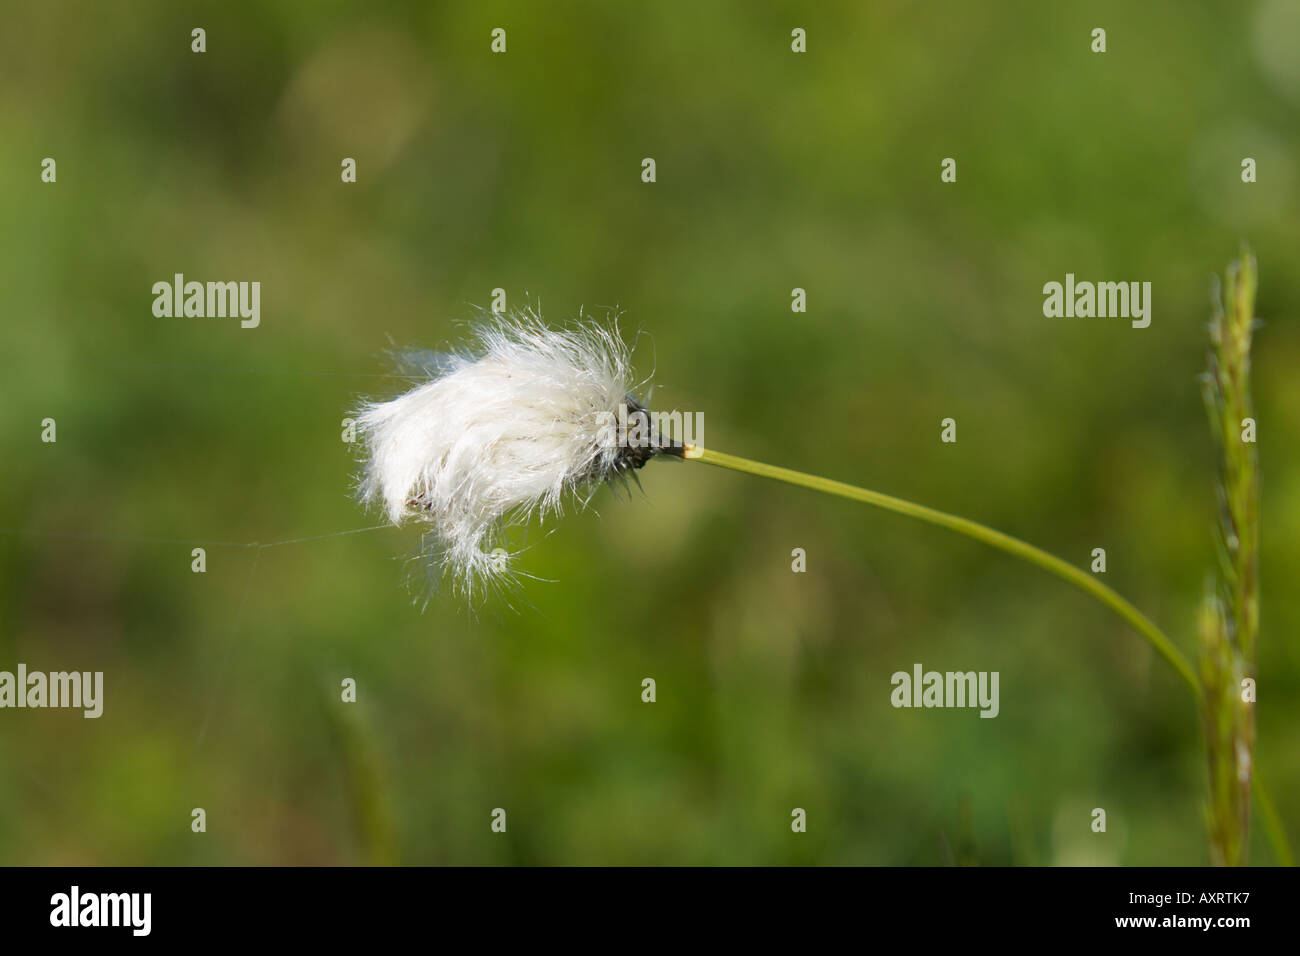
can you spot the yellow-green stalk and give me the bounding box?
[1199,250,1261,866]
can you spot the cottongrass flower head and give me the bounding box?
[355,308,674,598]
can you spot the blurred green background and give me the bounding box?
[1,0,1297,865]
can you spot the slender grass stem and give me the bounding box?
[677,251,1292,867]
[683,444,1202,700]
[1254,770,1294,867]
[684,442,1293,864]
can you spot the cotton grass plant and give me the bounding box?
[354,311,647,597]
[355,252,1287,865]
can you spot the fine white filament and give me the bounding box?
[355,310,637,595]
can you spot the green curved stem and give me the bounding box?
[685,445,1202,701]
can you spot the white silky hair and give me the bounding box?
[355,309,638,595]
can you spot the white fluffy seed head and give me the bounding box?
[355,309,643,597]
